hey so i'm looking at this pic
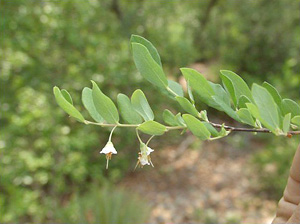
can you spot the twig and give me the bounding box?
[85,120,300,136]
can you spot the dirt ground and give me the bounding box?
[121,135,278,224]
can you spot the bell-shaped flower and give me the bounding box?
[135,143,154,169]
[100,141,117,169]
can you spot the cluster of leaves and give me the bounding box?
[54,35,300,145]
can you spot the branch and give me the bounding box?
[85,120,300,136]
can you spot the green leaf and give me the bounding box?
[220,74,236,106]
[163,109,179,126]
[131,89,154,121]
[187,80,195,104]
[167,80,184,97]
[181,68,216,105]
[182,114,211,140]
[132,43,168,89]
[130,34,162,66]
[237,108,256,126]
[281,99,300,117]
[82,87,104,123]
[209,82,231,107]
[212,96,241,121]
[262,82,282,106]
[175,113,186,127]
[291,115,300,127]
[61,89,73,104]
[237,95,251,108]
[202,122,219,137]
[252,84,280,132]
[91,81,119,124]
[220,70,253,107]
[137,121,166,135]
[117,93,143,124]
[246,103,260,119]
[53,86,85,123]
[283,113,291,134]
[175,96,199,117]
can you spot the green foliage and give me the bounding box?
[137,121,166,136]
[176,96,199,117]
[91,81,119,124]
[182,114,211,140]
[2,0,300,222]
[117,94,143,124]
[131,89,154,121]
[55,35,300,144]
[131,42,168,89]
[53,86,85,122]
[82,87,104,123]
[251,84,280,134]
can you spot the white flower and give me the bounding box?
[135,144,154,169]
[100,141,117,155]
[100,141,117,169]
[146,146,154,155]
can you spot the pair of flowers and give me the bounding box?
[100,138,154,169]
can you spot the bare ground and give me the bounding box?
[121,136,278,224]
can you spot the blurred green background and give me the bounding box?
[1,0,300,223]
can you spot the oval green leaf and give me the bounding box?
[262,82,282,106]
[237,108,256,126]
[220,70,253,107]
[281,99,300,117]
[132,43,168,89]
[130,34,162,66]
[182,114,211,140]
[131,89,154,121]
[61,89,73,105]
[252,84,280,132]
[282,113,291,134]
[137,121,166,136]
[163,109,179,126]
[117,93,143,124]
[175,96,199,117]
[91,81,119,124]
[53,86,85,123]
[82,87,104,123]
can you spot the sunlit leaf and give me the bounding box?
[175,96,199,117]
[131,89,154,121]
[237,95,251,108]
[182,114,210,140]
[282,113,291,134]
[175,113,186,127]
[212,96,241,121]
[130,34,162,66]
[61,89,73,105]
[291,115,300,127]
[132,43,168,89]
[163,109,179,126]
[137,121,166,135]
[82,87,104,123]
[252,84,280,133]
[262,82,282,106]
[167,80,184,97]
[237,108,256,126]
[209,82,231,107]
[220,70,253,107]
[53,86,85,123]
[181,68,220,110]
[187,80,195,104]
[91,81,119,124]
[281,99,300,117]
[117,93,143,124]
